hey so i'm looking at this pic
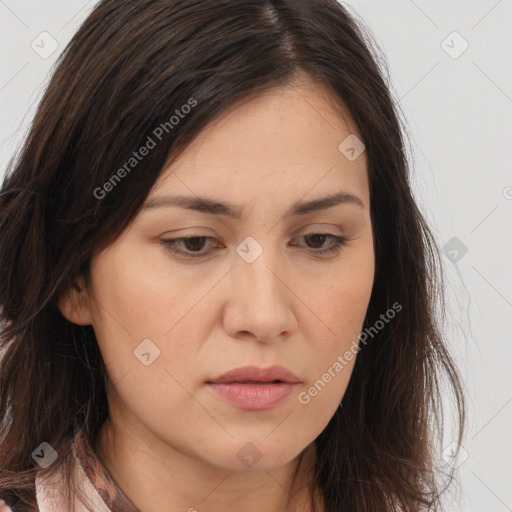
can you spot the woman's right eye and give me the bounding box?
[160,236,218,258]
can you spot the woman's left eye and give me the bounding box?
[161,233,349,259]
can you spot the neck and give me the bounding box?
[94,415,323,512]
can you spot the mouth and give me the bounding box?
[204,366,301,411]
[205,381,300,411]
[208,379,285,384]
[206,365,301,385]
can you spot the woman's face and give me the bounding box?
[61,80,374,473]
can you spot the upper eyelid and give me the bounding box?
[161,224,346,237]
[165,230,344,243]
[162,232,349,252]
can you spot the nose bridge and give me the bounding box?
[224,234,294,341]
[235,234,284,303]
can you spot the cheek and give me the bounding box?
[86,253,204,430]
[309,257,374,354]
[297,285,367,428]
[298,247,373,414]
[88,243,194,336]
[87,245,213,388]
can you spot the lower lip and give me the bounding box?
[205,382,299,411]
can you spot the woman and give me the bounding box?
[0,0,465,511]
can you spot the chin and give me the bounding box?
[203,438,307,472]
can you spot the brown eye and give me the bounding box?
[161,236,217,258]
[298,233,349,255]
[161,233,349,260]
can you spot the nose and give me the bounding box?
[222,245,297,343]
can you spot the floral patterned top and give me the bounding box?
[0,428,140,512]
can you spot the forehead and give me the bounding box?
[151,80,368,210]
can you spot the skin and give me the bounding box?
[59,78,375,512]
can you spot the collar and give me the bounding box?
[35,428,140,512]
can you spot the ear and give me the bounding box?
[57,274,94,326]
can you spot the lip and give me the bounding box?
[205,365,302,411]
[206,365,301,384]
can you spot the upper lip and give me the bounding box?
[206,365,301,384]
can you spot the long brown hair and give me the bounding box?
[0,1,465,510]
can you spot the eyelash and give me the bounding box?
[160,232,349,259]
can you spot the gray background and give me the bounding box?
[1,1,511,510]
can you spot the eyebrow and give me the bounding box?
[142,191,365,219]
